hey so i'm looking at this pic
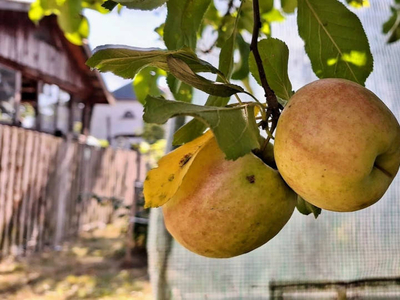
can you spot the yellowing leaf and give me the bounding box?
[144,131,213,208]
[346,0,370,9]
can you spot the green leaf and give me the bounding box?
[260,0,274,13]
[296,196,322,219]
[263,8,285,23]
[249,38,293,100]
[29,0,109,45]
[102,0,118,10]
[29,0,60,24]
[56,0,90,45]
[297,0,373,85]
[64,18,89,46]
[166,75,193,103]
[219,29,237,80]
[172,51,220,74]
[217,16,236,47]
[383,7,398,34]
[232,34,250,80]
[164,0,212,50]
[172,8,244,145]
[173,0,259,145]
[172,95,229,145]
[238,0,254,34]
[238,0,274,33]
[57,0,82,34]
[114,0,166,10]
[133,67,165,104]
[203,1,220,27]
[87,46,169,78]
[154,23,165,39]
[383,7,400,44]
[83,0,111,13]
[143,96,261,160]
[28,0,46,23]
[86,46,219,79]
[173,118,208,145]
[166,56,244,97]
[218,1,243,80]
[281,0,297,13]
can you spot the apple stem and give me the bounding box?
[250,0,281,145]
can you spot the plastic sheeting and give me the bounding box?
[147,1,400,298]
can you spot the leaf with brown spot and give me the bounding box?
[144,131,213,208]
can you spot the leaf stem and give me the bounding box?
[233,94,244,104]
[250,0,281,147]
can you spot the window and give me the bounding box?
[122,110,135,119]
[0,65,17,123]
[39,83,70,134]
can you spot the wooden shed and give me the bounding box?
[0,0,114,136]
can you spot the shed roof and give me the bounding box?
[112,83,138,101]
[0,0,114,105]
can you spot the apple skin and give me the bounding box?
[274,78,400,212]
[163,137,296,258]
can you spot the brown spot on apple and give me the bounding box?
[246,175,255,183]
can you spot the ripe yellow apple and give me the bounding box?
[274,78,400,212]
[163,136,296,258]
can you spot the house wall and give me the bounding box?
[90,100,144,147]
[0,9,88,95]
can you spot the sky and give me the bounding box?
[84,7,167,92]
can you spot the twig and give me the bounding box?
[250,0,281,141]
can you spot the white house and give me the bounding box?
[90,83,143,148]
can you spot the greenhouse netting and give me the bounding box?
[147,1,400,299]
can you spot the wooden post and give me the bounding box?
[68,96,75,135]
[54,141,75,247]
[122,150,141,267]
[12,71,22,126]
[53,90,60,134]
[81,102,93,136]
[35,81,43,131]
[106,115,112,144]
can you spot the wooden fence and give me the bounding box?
[0,125,145,259]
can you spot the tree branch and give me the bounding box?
[250,0,281,138]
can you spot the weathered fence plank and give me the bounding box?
[0,125,145,260]
[0,126,18,255]
[9,128,25,254]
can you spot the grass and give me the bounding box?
[0,222,152,300]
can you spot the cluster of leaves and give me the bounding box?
[141,123,165,145]
[29,0,109,45]
[83,0,379,218]
[383,0,400,43]
[28,0,400,46]
[86,0,374,160]
[29,0,394,217]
